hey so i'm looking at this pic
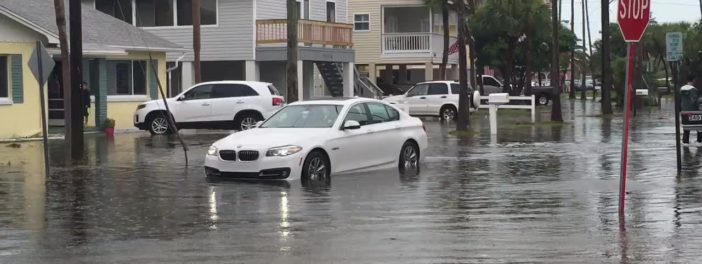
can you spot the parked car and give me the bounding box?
[478,75,554,105]
[204,98,428,183]
[134,81,285,135]
[382,81,479,120]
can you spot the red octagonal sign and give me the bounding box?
[617,0,651,42]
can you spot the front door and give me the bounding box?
[173,84,213,123]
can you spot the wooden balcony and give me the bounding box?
[256,19,353,47]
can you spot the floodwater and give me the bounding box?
[1,99,701,263]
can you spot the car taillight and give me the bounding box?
[272,97,284,106]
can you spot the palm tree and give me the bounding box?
[551,0,563,121]
[569,0,575,99]
[286,0,299,102]
[456,0,470,131]
[424,0,451,80]
[53,0,71,129]
[193,0,201,83]
[601,0,613,114]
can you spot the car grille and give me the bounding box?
[219,150,237,161]
[238,150,259,161]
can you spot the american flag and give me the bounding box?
[448,40,460,55]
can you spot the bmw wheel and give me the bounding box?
[301,151,331,186]
[398,141,420,173]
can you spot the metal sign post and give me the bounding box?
[617,0,651,216]
[28,41,55,177]
[666,32,683,175]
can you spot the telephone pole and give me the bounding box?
[68,0,84,159]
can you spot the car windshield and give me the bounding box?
[261,105,343,128]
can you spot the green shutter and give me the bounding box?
[149,60,159,99]
[10,54,23,104]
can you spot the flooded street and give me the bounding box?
[2,99,702,263]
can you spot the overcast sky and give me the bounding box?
[559,0,700,43]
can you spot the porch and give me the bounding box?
[256,19,353,48]
[381,6,458,59]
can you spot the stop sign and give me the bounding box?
[617,0,651,42]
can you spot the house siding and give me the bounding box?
[349,0,459,65]
[257,0,346,23]
[87,0,255,62]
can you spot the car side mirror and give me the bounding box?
[177,95,185,101]
[255,121,263,128]
[342,120,361,130]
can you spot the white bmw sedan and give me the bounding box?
[204,98,428,183]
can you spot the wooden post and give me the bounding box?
[193,0,202,83]
[69,0,84,159]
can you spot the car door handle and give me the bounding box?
[236,101,245,104]
[201,103,210,106]
[419,97,426,99]
[440,96,447,98]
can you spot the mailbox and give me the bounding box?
[635,89,649,96]
[488,93,510,105]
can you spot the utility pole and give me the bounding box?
[456,0,470,131]
[569,0,576,99]
[552,0,563,122]
[580,0,587,100]
[193,0,202,83]
[286,0,299,102]
[601,0,613,114]
[68,0,83,159]
[586,0,595,100]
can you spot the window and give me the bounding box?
[0,56,7,99]
[267,84,280,96]
[184,84,213,100]
[450,84,472,94]
[177,0,217,26]
[96,0,133,24]
[427,83,448,95]
[406,84,428,97]
[386,105,400,121]
[212,84,258,98]
[326,1,336,22]
[367,103,390,124]
[262,105,342,128]
[483,77,500,87]
[344,103,370,126]
[354,14,370,31]
[136,0,174,27]
[107,60,148,96]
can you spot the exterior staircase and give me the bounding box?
[315,62,345,97]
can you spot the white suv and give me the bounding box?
[134,81,285,135]
[382,81,479,120]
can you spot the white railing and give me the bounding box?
[382,33,432,53]
[478,95,536,123]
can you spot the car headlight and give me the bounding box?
[266,145,302,157]
[136,104,146,110]
[207,145,218,156]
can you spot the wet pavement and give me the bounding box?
[2,99,702,263]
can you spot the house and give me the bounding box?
[86,0,358,100]
[349,0,462,92]
[0,0,182,139]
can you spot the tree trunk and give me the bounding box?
[663,55,670,93]
[525,40,533,96]
[439,0,449,80]
[580,0,587,100]
[467,0,477,89]
[192,0,201,83]
[455,0,470,131]
[503,39,516,95]
[53,0,71,134]
[286,0,299,102]
[569,0,576,100]
[551,0,563,122]
[600,0,613,114]
[585,0,593,57]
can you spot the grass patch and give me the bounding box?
[504,121,572,128]
[449,129,480,138]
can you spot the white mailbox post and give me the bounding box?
[488,93,510,135]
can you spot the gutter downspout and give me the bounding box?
[167,53,186,97]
